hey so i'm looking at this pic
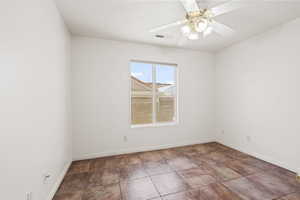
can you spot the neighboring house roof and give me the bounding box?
[131,76,171,90]
[131,76,152,91]
[158,85,176,96]
[131,76,174,97]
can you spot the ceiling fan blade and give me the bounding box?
[210,1,247,17]
[197,0,214,9]
[210,20,235,37]
[203,27,212,38]
[149,19,187,33]
[179,0,200,12]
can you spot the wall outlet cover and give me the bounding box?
[43,173,51,184]
[26,192,32,200]
[246,136,251,142]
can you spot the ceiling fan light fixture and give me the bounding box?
[188,32,199,40]
[196,19,208,32]
[181,25,191,35]
[150,0,238,42]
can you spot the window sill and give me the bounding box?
[131,122,178,128]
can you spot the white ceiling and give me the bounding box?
[55,0,300,52]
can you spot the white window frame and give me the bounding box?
[130,60,179,128]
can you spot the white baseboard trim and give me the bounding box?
[73,139,214,161]
[46,161,72,200]
[217,140,299,174]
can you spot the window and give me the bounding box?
[130,61,177,127]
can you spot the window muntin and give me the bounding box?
[130,61,177,126]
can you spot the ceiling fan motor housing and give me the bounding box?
[185,9,212,32]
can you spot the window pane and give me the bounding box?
[131,62,153,125]
[156,65,176,123]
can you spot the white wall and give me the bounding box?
[0,0,71,200]
[71,37,215,160]
[216,18,300,174]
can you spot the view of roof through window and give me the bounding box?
[131,62,177,125]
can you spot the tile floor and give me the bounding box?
[53,142,300,200]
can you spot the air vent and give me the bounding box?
[155,34,165,38]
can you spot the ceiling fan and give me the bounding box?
[150,0,246,40]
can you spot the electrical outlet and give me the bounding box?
[246,136,251,142]
[123,136,128,142]
[43,173,51,184]
[221,130,225,135]
[26,192,32,200]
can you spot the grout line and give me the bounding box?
[118,181,124,200]
[148,173,163,198]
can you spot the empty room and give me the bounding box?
[2,0,300,200]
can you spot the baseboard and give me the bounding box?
[73,139,213,161]
[46,161,72,200]
[217,140,299,174]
